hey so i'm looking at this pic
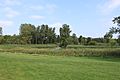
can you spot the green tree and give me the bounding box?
[112,16,120,45]
[117,35,120,45]
[104,32,113,43]
[56,35,60,43]
[59,24,71,48]
[0,27,2,35]
[113,16,120,27]
[11,34,20,44]
[72,33,79,45]
[19,23,36,44]
[36,24,56,44]
[78,35,83,44]
[87,37,92,44]
[81,37,87,45]
[0,36,4,44]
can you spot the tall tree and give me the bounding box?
[110,16,120,34]
[19,23,36,44]
[36,24,56,44]
[59,24,71,48]
[109,16,120,45]
[78,35,83,44]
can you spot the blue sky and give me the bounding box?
[0,0,120,38]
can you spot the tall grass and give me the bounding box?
[0,44,120,57]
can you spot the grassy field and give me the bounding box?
[0,52,120,80]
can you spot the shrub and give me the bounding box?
[88,41,97,45]
[109,39,117,46]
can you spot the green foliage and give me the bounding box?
[0,36,4,44]
[110,16,120,34]
[59,39,68,48]
[109,39,117,46]
[88,41,97,45]
[20,24,36,44]
[0,27,2,35]
[86,37,92,44]
[117,35,120,45]
[72,33,79,45]
[78,35,82,44]
[59,24,71,48]
[104,32,113,43]
[113,16,120,26]
[92,38,104,43]
[19,24,56,44]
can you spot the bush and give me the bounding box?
[59,39,68,48]
[109,39,117,46]
[88,41,97,45]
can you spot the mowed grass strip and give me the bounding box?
[0,52,120,80]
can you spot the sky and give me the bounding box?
[0,0,120,38]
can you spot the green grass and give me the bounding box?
[0,52,120,80]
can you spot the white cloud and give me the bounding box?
[30,15,45,20]
[0,20,13,27]
[99,0,120,14]
[4,7,20,18]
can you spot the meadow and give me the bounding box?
[0,52,120,80]
[0,44,120,80]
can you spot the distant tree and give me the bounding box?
[0,36,4,44]
[117,35,120,45]
[87,37,92,44]
[81,37,87,45]
[59,24,71,48]
[19,23,36,44]
[67,36,73,44]
[104,32,113,43]
[72,33,79,45]
[11,34,20,44]
[56,35,60,43]
[78,35,83,44]
[92,38,104,43]
[36,24,56,44]
[0,27,2,35]
[3,35,12,44]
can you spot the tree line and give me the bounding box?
[0,16,120,47]
[0,24,100,45]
